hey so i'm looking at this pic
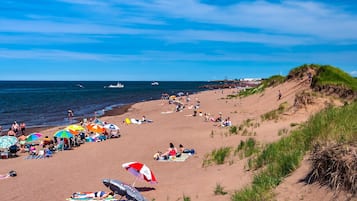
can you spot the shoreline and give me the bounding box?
[1,103,133,136]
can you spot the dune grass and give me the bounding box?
[214,183,228,195]
[231,101,357,201]
[238,75,286,98]
[313,65,357,91]
[203,147,232,167]
[234,138,260,159]
[261,102,289,121]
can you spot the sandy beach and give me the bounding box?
[0,78,348,201]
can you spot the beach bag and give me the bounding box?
[153,152,160,160]
[9,170,17,177]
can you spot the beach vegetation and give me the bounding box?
[183,194,191,201]
[214,183,228,195]
[312,65,357,91]
[261,102,288,121]
[234,138,259,159]
[238,75,286,98]
[203,146,232,167]
[229,126,238,134]
[277,128,289,136]
[210,130,215,138]
[288,64,357,100]
[231,101,357,201]
[290,122,299,127]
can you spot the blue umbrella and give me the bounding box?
[0,136,18,149]
[54,130,73,139]
[103,179,147,201]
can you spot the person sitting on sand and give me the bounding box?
[178,144,195,155]
[71,191,114,199]
[160,142,177,160]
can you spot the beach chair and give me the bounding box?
[44,149,53,158]
[36,150,45,159]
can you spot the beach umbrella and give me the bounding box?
[26,133,42,142]
[54,130,73,139]
[86,123,105,133]
[66,125,85,135]
[122,162,158,187]
[93,118,104,125]
[0,136,18,149]
[103,179,147,201]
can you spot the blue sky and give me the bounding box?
[0,0,356,81]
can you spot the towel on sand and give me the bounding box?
[158,153,191,162]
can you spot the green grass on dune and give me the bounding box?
[231,101,357,201]
[313,65,357,91]
[238,75,285,98]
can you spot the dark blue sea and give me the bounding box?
[0,81,209,130]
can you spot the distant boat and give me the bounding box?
[151,81,159,86]
[104,82,124,88]
[76,84,84,88]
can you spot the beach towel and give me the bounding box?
[130,118,142,124]
[161,111,173,114]
[0,174,10,180]
[0,170,16,180]
[24,154,49,160]
[66,198,123,201]
[157,153,191,162]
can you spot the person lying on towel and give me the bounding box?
[71,191,114,199]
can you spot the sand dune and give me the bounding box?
[0,78,345,201]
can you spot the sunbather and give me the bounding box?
[160,142,177,159]
[71,191,114,199]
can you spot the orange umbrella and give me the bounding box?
[86,123,105,133]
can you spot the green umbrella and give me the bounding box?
[0,136,18,149]
[54,130,73,139]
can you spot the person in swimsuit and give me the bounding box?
[71,191,114,199]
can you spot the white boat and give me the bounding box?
[151,81,159,86]
[76,84,84,88]
[105,82,124,88]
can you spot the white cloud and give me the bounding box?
[126,0,357,41]
[1,48,356,65]
[350,71,357,75]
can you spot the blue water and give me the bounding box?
[0,81,209,129]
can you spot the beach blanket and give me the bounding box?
[24,154,49,160]
[158,153,191,162]
[161,111,173,114]
[0,174,10,180]
[66,198,123,201]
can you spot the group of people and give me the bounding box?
[0,121,26,137]
[154,143,195,160]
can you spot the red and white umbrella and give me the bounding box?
[122,162,158,186]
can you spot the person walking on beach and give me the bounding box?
[278,90,282,100]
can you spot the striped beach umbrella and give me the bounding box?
[26,133,42,142]
[54,130,73,139]
[122,161,158,187]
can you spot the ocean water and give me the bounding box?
[0,81,209,130]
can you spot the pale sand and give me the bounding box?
[0,78,347,201]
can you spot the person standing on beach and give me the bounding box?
[20,122,26,135]
[67,109,74,122]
